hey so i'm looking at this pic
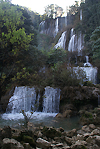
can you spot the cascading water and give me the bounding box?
[54,18,59,37]
[73,56,97,84]
[54,31,67,50]
[43,86,60,113]
[68,28,84,55]
[84,56,92,67]
[6,86,60,114]
[6,86,39,113]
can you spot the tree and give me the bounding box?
[44,4,63,18]
[0,1,33,99]
[90,26,100,59]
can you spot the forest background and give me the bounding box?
[0,0,100,100]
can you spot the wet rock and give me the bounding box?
[23,143,31,149]
[63,110,72,118]
[36,138,51,148]
[56,113,63,118]
[3,138,24,149]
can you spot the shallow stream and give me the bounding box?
[0,112,81,131]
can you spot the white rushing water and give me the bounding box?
[43,86,60,113]
[54,18,59,37]
[68,28,84,55]
[5,86,60,114]
[54,31,67,50]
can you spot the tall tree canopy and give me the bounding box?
[44,4,63,18]
[0,1,35,98]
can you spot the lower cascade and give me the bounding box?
[6,86,60,114]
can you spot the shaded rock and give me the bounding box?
[89,124,96,130]
[23,143,31,149]
[91,129,100,136]
[36,138,51,149]
[95,135,100,146]
[65,136,72,145]
[66,129,77,137]
[86,136,96,144]
[57,127,64,132]
[56,113,63,118]
[55,143,63,147]
[81,125,91,133]
[83,133,91,139]
[3,138,24,149]
[76,134,84,141]
[2,126,12,139]
[71,140,87,149]
[87,144,100,149]
[63,110,72,118]
[42,126,61,139]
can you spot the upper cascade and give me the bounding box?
[54,31,67,50]
[39,17,68,37]
[68,28,84,55]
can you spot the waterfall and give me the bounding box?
[54,31,67,50]
[80,9,82,21]
[68,29,84,55]
[84,56,92,67]
[54,18,59,37]
[68,28,76,52]
[68,34,76,52]
[73,55,98,84]
[6,86,60,114]
[6,86,39,113]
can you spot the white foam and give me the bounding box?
[2,112,57,120]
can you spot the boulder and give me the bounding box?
[56,113,63,118]
[91,129,100,136]
[66,129,77,137]
[65,136,72,145]
[95,135,100,146]
[71,140,87,149]
[2,138,24,149]
[76,134,84,141]
[63,110,72,118]
[36,138,51,149]
[89,124,96,129]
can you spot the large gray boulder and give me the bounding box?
[2,138,24,149]
[36,138,51,149]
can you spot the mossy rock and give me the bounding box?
[42,126,61,139]
[23,135,36,148]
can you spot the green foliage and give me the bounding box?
[83,81,94,87]
[21,110,33,128]
[46,49,67,66]
[90,26,100,59]
[0,1,36,97]
[44,4,63,18]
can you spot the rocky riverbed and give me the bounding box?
[0,123,100,149]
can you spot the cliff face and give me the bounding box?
[39,17,68,37]
[59,86,100,117]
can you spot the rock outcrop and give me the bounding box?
[0,123,100,149]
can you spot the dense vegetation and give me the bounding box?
[0,0,100,101]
